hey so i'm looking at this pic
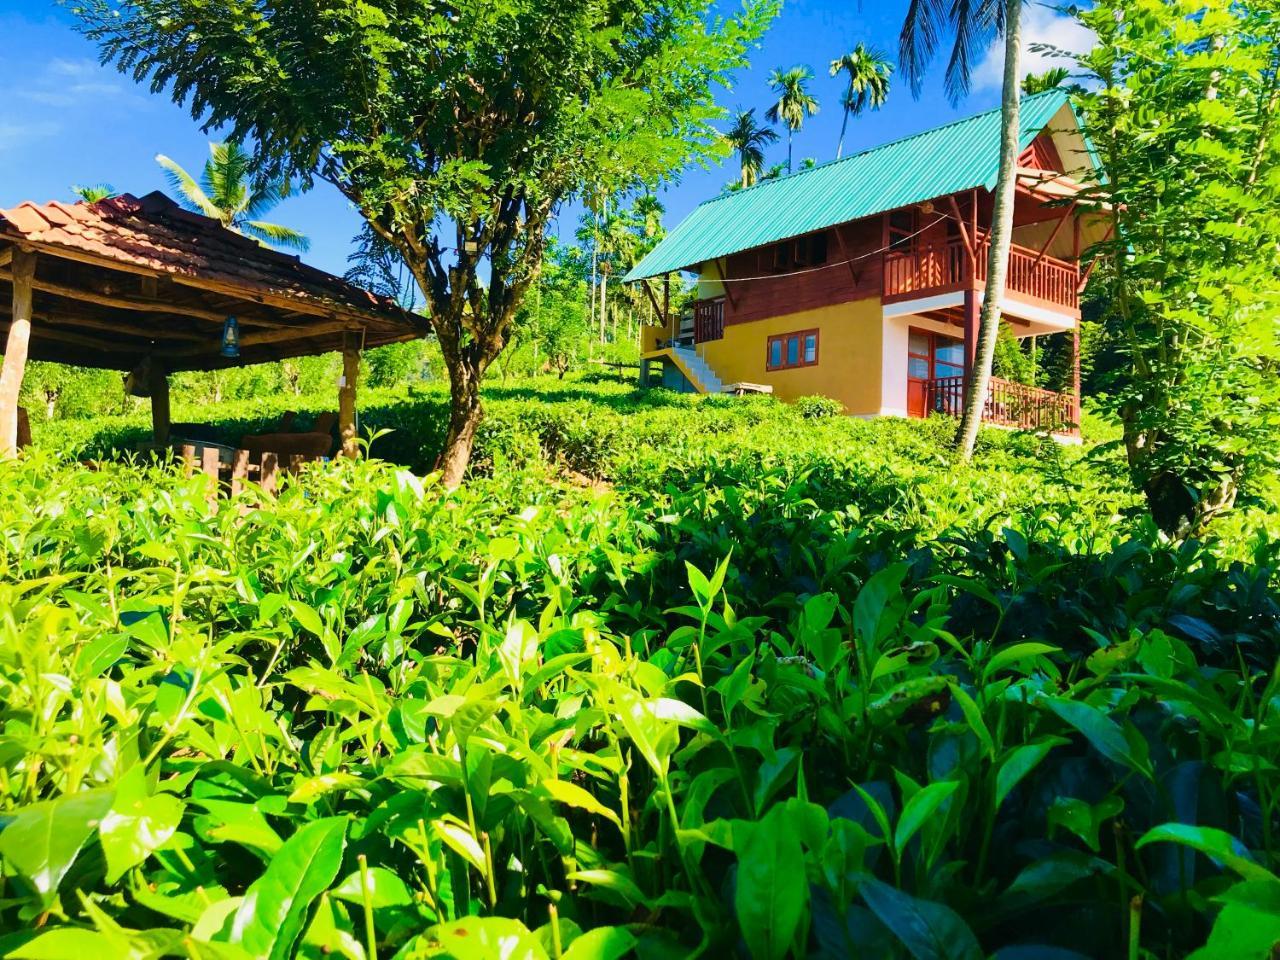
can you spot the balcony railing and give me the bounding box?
[694,297,725,343]
[926,375,1079,437]
[884,235,1080,312]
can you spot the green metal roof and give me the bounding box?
[626,90,1084,282]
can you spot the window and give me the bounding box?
[767,329,819,371]
[907,328,965,381]
[767,232,828,273]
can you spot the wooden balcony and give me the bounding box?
[884,235,1081,314]
[926,375,1079,437]
[694,297,725,343]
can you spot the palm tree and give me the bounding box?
[725,109,779,188]
[765,66,820,174]
[155,142,309,251]
[72,184,116,203]
[900,0,1024,461]
[829,45,894,159]
[1023,66,1070,95]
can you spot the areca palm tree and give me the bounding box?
[155,142,309,251]
[900,0,1024,461]
[765,66,819,174]
[72,184,116,203]
[1022,66,1071,95]
[829,45,894,159]
[725,108,780,187]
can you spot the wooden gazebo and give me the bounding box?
[0,191,422,457]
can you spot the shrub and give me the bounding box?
[794,394,844,419]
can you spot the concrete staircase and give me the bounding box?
[671,345,724,394]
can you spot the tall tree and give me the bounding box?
[764,65,819,173]
[1073,0,1280,536]
[156,143,310,252]
[78,1,777,486]
[900,0,1023,461]
[725,108,780,187]
[829,44,893,159]
[1022,66,1070,95]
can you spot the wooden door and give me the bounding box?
[906,329,966,418]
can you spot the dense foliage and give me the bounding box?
[75,0,778,484]
[1075,0,1280,536]
[3,380,1279,958]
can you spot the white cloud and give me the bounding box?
[0,120,63,154]
[972,6,1094,93]
[16,57,139,109]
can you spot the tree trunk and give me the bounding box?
[435,360,483,488]
[787,129,794,174]
[599,274,608,342]
[955,0,1023,461]
[837,106,850,160]
[0,249,36,457]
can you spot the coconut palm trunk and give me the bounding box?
[955,0,1023,460]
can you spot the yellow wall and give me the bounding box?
[698,297,884,415]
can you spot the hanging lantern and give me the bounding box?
[220,315,241,358]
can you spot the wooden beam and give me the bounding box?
[716,258,739,312]
[833,225,861,286]
[0,249,36,456]
[149,361,171,446]
[947,195,976,262]
[1077,224,1117,293]
[1031,201,1078,268]
[641,280,663,322]
[0,248,12,271]
[0,305,207,344]
[12,240,391,329]
[0,320,132,355]
[339,330,361,459]
[164,319,349,356]
[0,271,302,330]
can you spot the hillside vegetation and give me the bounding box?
[3,379,1279,959]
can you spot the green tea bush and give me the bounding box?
[3,378,1278,959]
[793,395,844,419]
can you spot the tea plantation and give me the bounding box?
[3,377,1278,959]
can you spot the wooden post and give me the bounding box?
[148,361,171,447]
[663,273,672,343]
[339,330,361,459]
[962,287,981,377]
[0,249,36,457]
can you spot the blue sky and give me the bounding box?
[0,0,1086,279]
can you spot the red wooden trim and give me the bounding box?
[766,328,820,371]
[717,257,740,312]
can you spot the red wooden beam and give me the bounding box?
[1077,224,1117,293]
[1032,201,1078,268]
[716,257,740,312]
[947,194,976,263]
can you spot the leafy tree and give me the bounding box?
[156,142,310,252]
[71,184,116,203]
[900,0,1026,461]
[765,65,820,173]
[77,0,776,486]
[19,362,124,420]
[725,108,779,187]
[1072,0,1280,536]
[1022,66,1070,95]
[345,222,420,312]
[829,44,893,159]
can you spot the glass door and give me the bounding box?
[906,328,965,418]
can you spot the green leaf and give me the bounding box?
[433,818,487,875]
[894,780,959,854]
[100,778,185,883]
[428,917,549,960]
[857,876,983,960]
[541,779,622,829]
[1044,697,1151,777]
[735,806,808,960]
[230,817,348,960]
[984,642,1059,679]
[561,926,638,960]
[332,866,413,908]
[994,739,1066,812]
[1136,824,1276,883]
[566,869,649,909]
[0,788,113,902]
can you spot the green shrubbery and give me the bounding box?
[3,378,1278,958]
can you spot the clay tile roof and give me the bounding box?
[0,191,416,328]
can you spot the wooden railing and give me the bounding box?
[926,375,1079,437]
[884,235,1080,311]
[694,297,725,343]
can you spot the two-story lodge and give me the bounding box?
[624,89,1107,439]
